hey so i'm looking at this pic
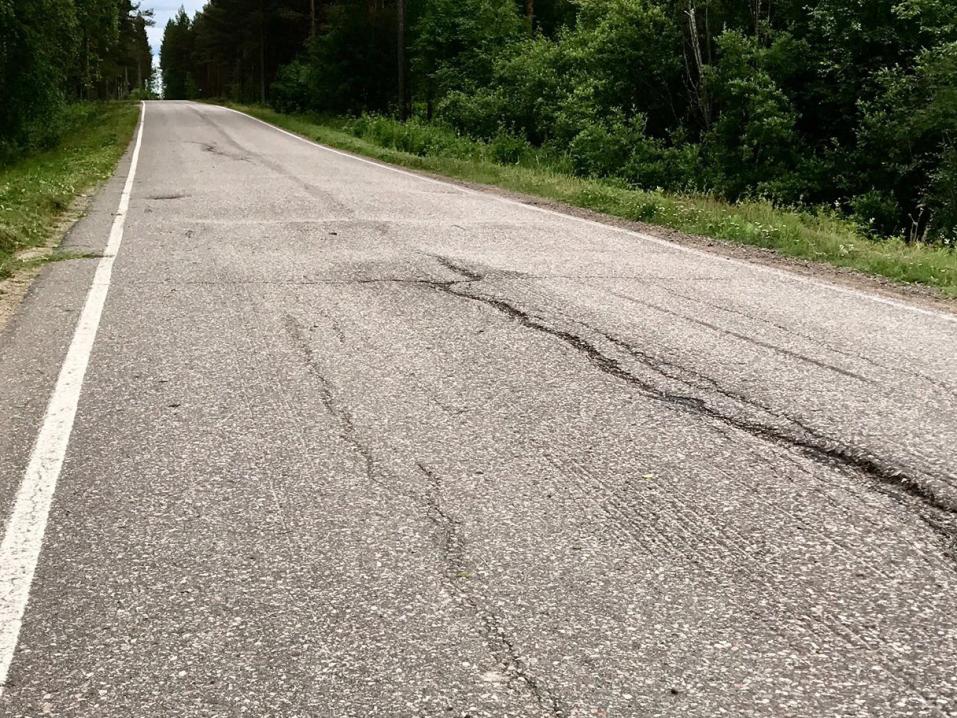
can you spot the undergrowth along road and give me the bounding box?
[0,102,140,280]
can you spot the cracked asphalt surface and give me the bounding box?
[1,101,956,716]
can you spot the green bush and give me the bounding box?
[702,31,801,201]
[566,114,700,193]
[435,89,509,140]
[271,58,313,114]
[488,130,531,165]
[927,144,957,245]
[850,190,903,238]
[568,118,634,179]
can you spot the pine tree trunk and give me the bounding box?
[259,12,266,104]
[397,0,407,119]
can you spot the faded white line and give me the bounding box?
[216,102,957,326]
[0,102,146,696]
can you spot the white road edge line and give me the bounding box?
[0,102,146,697]
[216,102,957,326]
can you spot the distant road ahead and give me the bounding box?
[0,101,955,716]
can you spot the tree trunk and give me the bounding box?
[526,0,534,34]
[83,33,90,100]
[685,3,711,129]
[397,0,407,119]
[259,8,267,104]
[310,0,316,37]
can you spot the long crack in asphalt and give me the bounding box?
[283,314,412,502]
[284,314,569,715]
[421,256,957,556]
[417,463,569,718]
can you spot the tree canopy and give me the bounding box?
[0,0,153,157]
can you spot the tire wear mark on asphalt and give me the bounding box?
[198,291,354,706]
[207,143,251,162]
[646,280,957,398]
[411,259,943,682]
[310,308,347,345]
[538,453,956,712]
[187,106,357,218]
[184,140,252,162]
[299,304,464,415]
[417,463,569,718]
[604,288,876,384]
[280,255,952,710]
[425,257,957,539]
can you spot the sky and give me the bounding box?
[146,2,206,67]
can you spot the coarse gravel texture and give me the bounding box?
[0,101,955,717]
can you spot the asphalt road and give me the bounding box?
[1,101,956,717]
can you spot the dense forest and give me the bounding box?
[0,0,153,158]
[168,2,954,242]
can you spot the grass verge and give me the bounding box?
[226,103,957,298]
[0,102,141,279]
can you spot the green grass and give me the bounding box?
[226,103,957,298]
[0,102,141,279]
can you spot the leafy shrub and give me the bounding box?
[0,223,18,256]
[702,31,800,201]
[271,59,314,114]
[488,129,531,164]
[927,144,957,244]
[435,89,508,140]
[568,117,634,179]
[567,113,700,193]
[481,36,569,143]
[850,190,903,237]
